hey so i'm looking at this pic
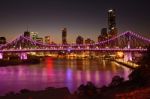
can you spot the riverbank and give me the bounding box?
[113,59,139,69]
[0,87,71,99]
[1,81,150,99]
[0,56,41,66]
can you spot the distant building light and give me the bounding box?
[108,9,113,12]
[111,27,115,30]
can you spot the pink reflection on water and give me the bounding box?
[95,71,100,84]
[0,53,3,59]
[85,70,91,81]
[45,57,54,74]
[0,58,131,95]
[66,69,73,81]
[76,71,82,85]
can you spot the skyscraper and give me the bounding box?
[108,9,117,37]
[98,28,108,42]
[24,31,30,38]
[108,9,116,31]
[0,37,6,44]
[45,36,50,44]
[62,28,67,44]
[76,36,84,44]
[101,28,108,38]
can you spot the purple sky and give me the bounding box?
[0,0,150,43]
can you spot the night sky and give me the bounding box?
[0,0,150,43]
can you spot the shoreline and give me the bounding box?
[0,56,42,67]
[0,56,98,67]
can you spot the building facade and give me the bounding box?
[31,32,38,40]
[98,28,108,42]
[85,38,95,44]
[108,9,117,37]
[76,36,84,44]
[0,37,6,44]
[36,37,43,43]
[24,31,30,38]
[62,28,67,44]
[45,36,50,44]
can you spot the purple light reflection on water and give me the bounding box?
[0,58,131,95]
[0,53,3,59]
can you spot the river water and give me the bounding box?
[0,57,131,95]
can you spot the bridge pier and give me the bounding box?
[124,34,132,61]
[0,53,3,59]
[124,52,132,61]
[20,53,28,60]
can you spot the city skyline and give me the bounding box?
[0,0,150,43]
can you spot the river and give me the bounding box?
[0,57,131,95]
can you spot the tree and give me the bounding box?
[129,46,150,85]
[109,75,124,87]
[138,46,150,67]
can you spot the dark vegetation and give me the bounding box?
[0,87,70,99]
[0,55,41,66]
[74,47,150,99]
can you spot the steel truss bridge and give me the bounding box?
[0,31,150,60]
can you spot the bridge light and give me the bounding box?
[67,48,71,52]
[86,46,89,49]
[30,52,36,55]
[0,53,3,59]
[20,53,28,60]
[108,9,113,12]
[111,27,115,30]
[116,51,124,58]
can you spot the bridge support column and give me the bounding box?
[124,33,132,61]
[20,53,28,60]
[0,53,3,59]
[124,52,132,61]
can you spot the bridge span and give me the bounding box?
[0,31,149,60]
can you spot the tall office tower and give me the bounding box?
[24,31,30,38]
[76,36,84,44]
[45,36,50,44]
[101,28,108,38]
[62,28,67,44]
[108,9,117,37]
[0,37,6,44]
[98,28,107,42]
